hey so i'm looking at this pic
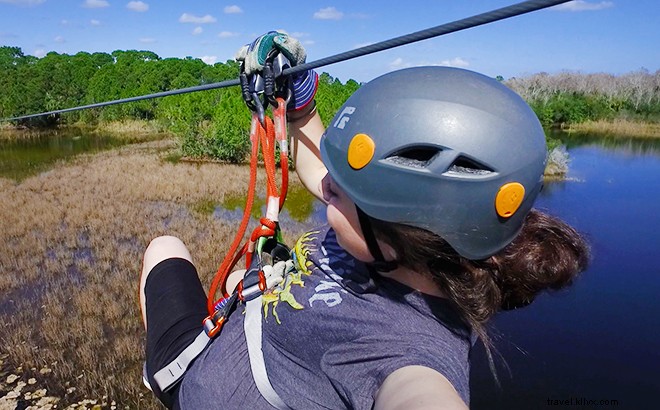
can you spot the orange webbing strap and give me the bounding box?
[206,99,289,316]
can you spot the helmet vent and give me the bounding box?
[446,156,494,176]
[385,147,440,169]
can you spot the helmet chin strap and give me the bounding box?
[355,206,398,272]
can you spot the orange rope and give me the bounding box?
[274,98,289,208]
[261,117,278,198]
[206,114,263,314]
[206,99,289,315]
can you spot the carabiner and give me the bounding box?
[250,92,267,129]
[266,51,293,107]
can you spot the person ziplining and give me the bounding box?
[139,31,589,409]
[0,1,589,408]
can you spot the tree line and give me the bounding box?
[1,46,657,161]
[0,46,359,161]
[505,69,660,126]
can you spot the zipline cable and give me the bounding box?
[1,0,570,122]
[281,0,570,77]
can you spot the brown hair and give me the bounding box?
[371,209,590,371]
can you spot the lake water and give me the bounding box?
[471,135,660,409]
[0,129,155,180]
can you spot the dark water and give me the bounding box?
[471,136,660,409]
[0,129,151,180]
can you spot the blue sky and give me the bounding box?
[0,0,657,83]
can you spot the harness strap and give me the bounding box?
[150,278,261,392]
[152,330,211,392]
[244,295,291,409]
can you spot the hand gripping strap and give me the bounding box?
[152,330,211,392]
[244,295,292,409]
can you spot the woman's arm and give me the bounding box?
[289,104,327,202]
[374,366,468,410]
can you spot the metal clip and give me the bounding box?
[265,52,292,107]
[250,92,266,128]
[240,63,267,127]
[239,252,265,302]
[203,292,238,338]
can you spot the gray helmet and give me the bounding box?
[320,66,546,260]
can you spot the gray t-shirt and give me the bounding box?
[179,225,471,409]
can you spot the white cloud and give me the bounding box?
[179,13,217,24]
[439,57,469,68]
[60,19,69,25]
[54,35,65,43]
[224,5,242,14]
[201,55,217,65]
[0,0,45,5]
[139,37,155,43]
[313,7,343,20]
[34,48,47,58]
[90,19,101,26]
[389,56,469,71]
[83,0,109,8]
[389,58,410,70]
[192,26,203,35]
[126,1,148,12]
[218,31,239,38]
[553,1,614,11]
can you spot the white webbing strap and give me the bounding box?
[244,295,291,409]
[153,330,211,392]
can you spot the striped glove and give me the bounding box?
[236,31,318,112]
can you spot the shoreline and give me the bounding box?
[3,118,660,140]
[0,124,622,183]
[0,120,172,141]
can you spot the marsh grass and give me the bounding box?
[89,120,168,137]
[0,128,54,141]
[565,119,660,138]
[0,137,312,408]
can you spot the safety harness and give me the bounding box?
[150,54,295,408]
